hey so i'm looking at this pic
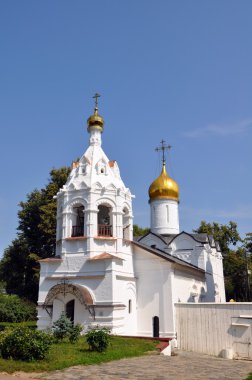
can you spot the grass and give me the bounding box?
[245,375,252,380]
[0,336,158,374]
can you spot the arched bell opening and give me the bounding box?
[98,205,112,237]
[71,205,85,237]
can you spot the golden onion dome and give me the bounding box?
[87,107,104,133]
[149,163,179,201]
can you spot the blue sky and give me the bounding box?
[1,1,252,255]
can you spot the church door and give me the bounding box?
[66,299,75,323]
[153,316,159,337]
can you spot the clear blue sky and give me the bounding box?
[1,0,252,255]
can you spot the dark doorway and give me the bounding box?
[66,299,75,323]
[153,316,159,337]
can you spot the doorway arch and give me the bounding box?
[153,316,159,337]
[66,299,75,322]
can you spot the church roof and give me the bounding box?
[131,240,206,274]
[137,231,221,252]
[88,252,124,261]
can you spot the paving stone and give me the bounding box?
[9,350,252,380]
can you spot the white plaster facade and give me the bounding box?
[150,199,179,235]
[37,102,226,339]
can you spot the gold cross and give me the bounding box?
[155,140,172,164]
[93,93,101,108]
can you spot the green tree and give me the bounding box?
[133,224,150,237]
[0,167,70,303]
[244,232,252,253]
[193,220,241,255]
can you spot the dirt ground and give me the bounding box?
[0,372,43,380]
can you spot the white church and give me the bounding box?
[37,96,226,339]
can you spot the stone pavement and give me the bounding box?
[37,350,252,380]
[2,351,252,380]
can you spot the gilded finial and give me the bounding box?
[87,92,104,132]
[149,140,179,201]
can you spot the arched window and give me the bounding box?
[98,205,112,236]
[72,205,84,237]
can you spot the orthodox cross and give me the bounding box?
[60,277,70,298]
[155,140,172,164]
[93,93,101,109]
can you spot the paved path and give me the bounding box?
[39,351,252,380]
[2,351,252,380]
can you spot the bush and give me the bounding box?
[52,313,82,343]
[0,294,36,322]
[69,324,83,343]
[0,320,37,331]
[0,328,12,355]
[86,326,111,352]
[52,313,73,341]
[0,327,52,361]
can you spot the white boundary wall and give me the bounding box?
[175,303,252,359]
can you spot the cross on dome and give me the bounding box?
[155,140,172,165]
[93,93,101,110]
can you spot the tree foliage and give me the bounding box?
[0,167,70,303]
[133,224,150,237]
[0,294,36,322]
[193,220,241,255]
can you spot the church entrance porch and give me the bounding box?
[39,283,95,330]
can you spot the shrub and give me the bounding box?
[86,326,111,352]
[0,327,52,361]
[51,313,82,343]
[51,313,73,341]
[0,294,36,322]
[69,324,82,343]
[0,328,12,355]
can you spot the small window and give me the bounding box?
[128,299,132,314]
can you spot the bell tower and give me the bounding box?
[55,94,133,258]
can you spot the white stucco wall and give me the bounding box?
[176,303,252,359]
[150,199,179,235]
[134,245,176,338]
